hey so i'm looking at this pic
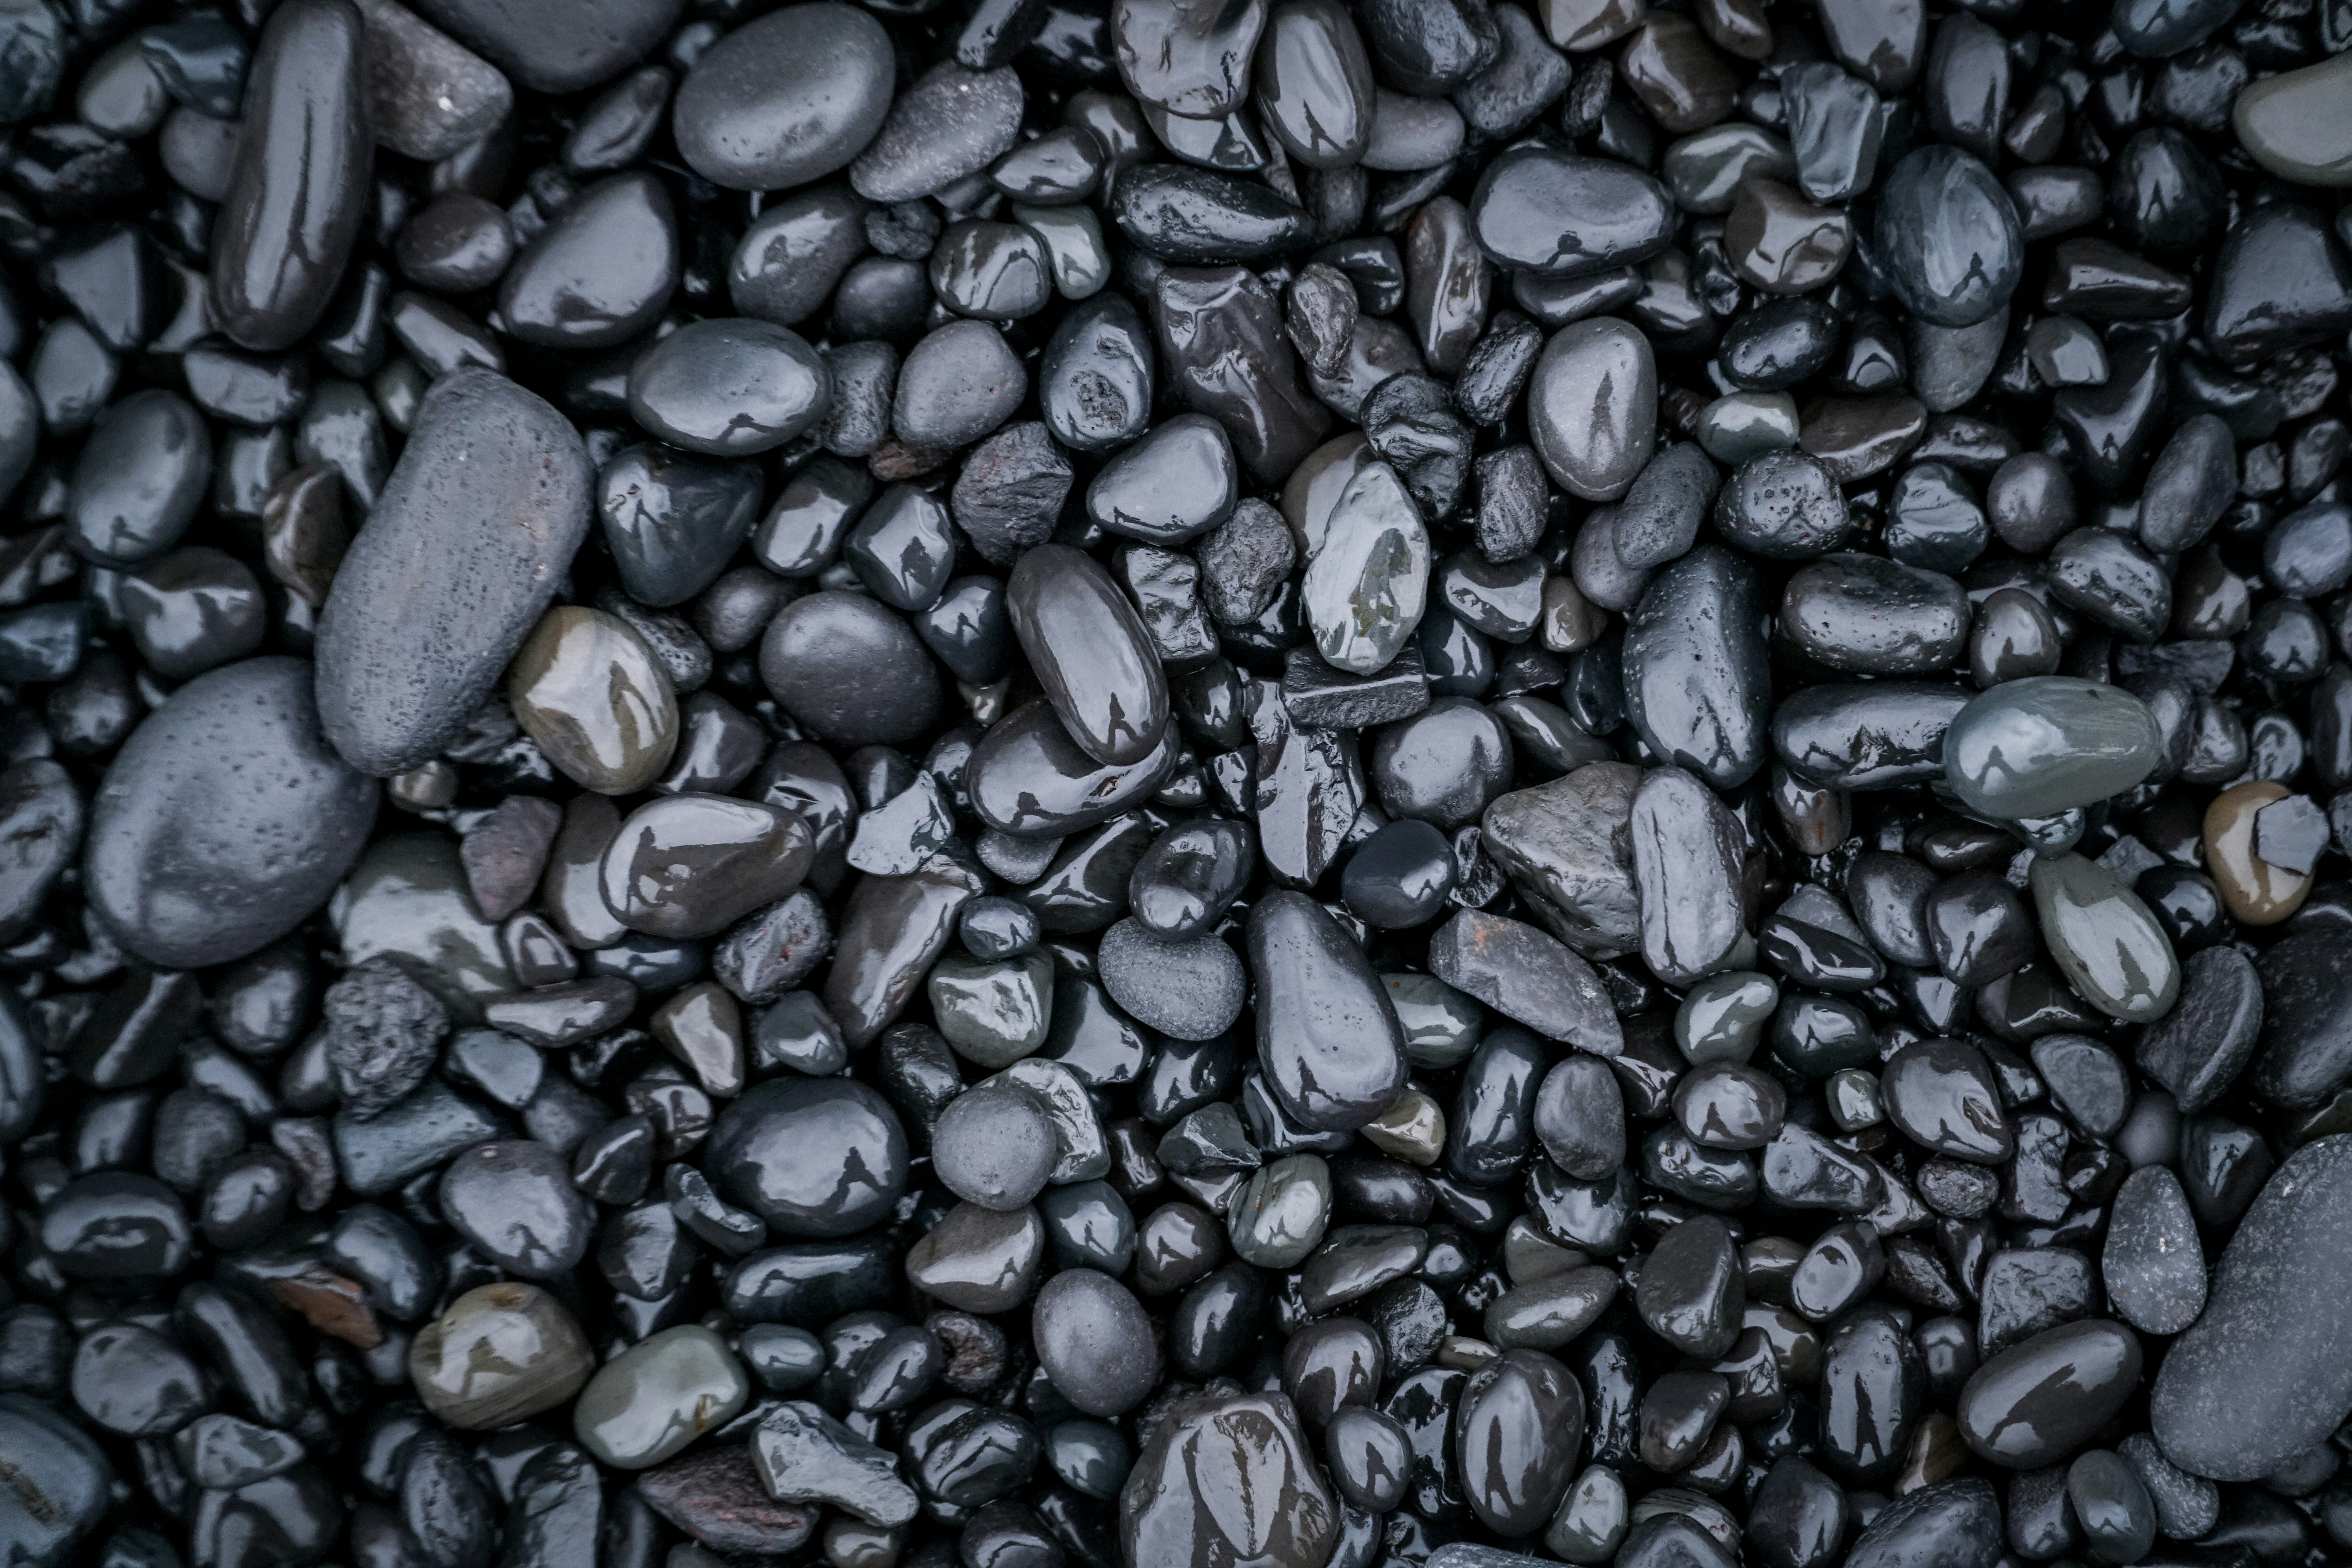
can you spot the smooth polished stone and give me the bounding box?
[1623,546,1771,789]
[2233,51,2352,187]
[508,606,678,794]
[1630,766,1747,987]
[628,318,831,457]
[67,389,211,567]
[1724,178,1850,295]
[1248,891,1408,1131]
[1528,317,1655,502]
[1119,1391,1336,1568]
[573,1324,749,1470]
[2027,853,2179,1024]
[760,587,947,746]
[904,1201,1047,1313]
[409,1282,594,1429]
[87,657,376,969]
[600,795,813,946]
[2204,203,2352,365]
[1943,677,2161,819]
[1881,1037,2011,1162]
[1111,163,1309,263]
[1958,1318,2142,1468]
[1468,147,1672,277]
[210,0,370,351]
[705,1077,907,1237]
[1454,1348,1582,1535]
[968,700,1176,839]
[671,4,892,190]
[1780,554,1967,675]
[500,170,677,348]
[1009,543,1168,765]
[316,369,591,775]
[1873,145,2021,328]
[1254,0,1373,168]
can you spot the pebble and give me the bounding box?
[508,605,679,794]
[705,1078,907,1236]
[671,4,893,191]
[316,369,593,776]
[573,1323,750,1469]
[1033,1268,1161,1416]
[85,657,378,969]
[1943,677,2163,820]
[1120,1391,1338,1568]
[753,1401,919,1528]
[408,1283,594,1429]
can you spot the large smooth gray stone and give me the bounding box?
[86,657,378,969]
[1943,676,2162,819]
[316,369,593,775]
[2152,1136,2352,1480]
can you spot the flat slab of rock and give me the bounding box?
[1428,908,1623,1055]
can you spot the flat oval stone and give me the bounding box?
[602,793,814,940]
[1622,546,1770,789]
[574,1324,750,1470]
[1957,1319,2141,1468]
[2027,853,2179,1023]
[704,1077,908,1237]
[628,318,831,457]
[1874,144,2021,328]
[1942,676,2162,819]
[1033,1268,1161,1416]
[499,170,679,348]
[2150,1136,2352,1480]
[1248,891,1408,1131]
[1528,316,1655,501]
[316,368,593,776]
[1009,543,1168,765]
[409,1282,595,1430]
[509,605,678,794]
[1780,554,1968,675]
[209,0,370,351]
[86,657,377,969]
[0,1392,111,1566]
[1468,146,1673,276]
[671,4,893,190]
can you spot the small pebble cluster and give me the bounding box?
[0,0,2350,1566]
